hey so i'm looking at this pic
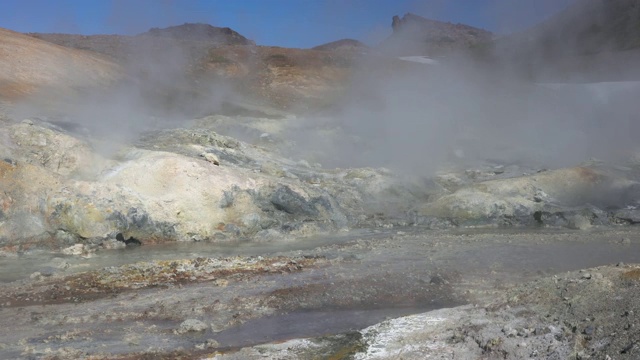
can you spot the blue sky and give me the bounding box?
[0,0,574,48]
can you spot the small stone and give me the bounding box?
[534,326,550,336]
[101,239,126,250]
[621,342,635,354]
[430,274,447,285]
[533,190,549,203]
[223,223,241,236]
[61,244,85,256]
[176,319,208,334]
[21,119,33,125]
[581,273,592,280]
[576,350,589,359]
[583,325,595,335]
[3,158,16,166]
[617,262,625,267]
[38,267,56,277]
[502,327,517,338]
[201,152,220,166]
[205,339,219,348]
[620,238,631,245]
[210,323,226,333]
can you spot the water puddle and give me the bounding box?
[0,228,392,283]
[212,306,439,349]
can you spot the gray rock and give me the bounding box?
[201,152,220,165]
[241,213,262,233]
[271,185,318,217]
[614,209,640,224]
[176,319,208,334]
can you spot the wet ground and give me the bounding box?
[1,226,639,359]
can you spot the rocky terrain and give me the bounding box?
[380,13,493,56]
[1,2,640,359]
[495,0,640,81]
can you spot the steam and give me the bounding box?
[11,31,238,157]
[9,0,640,176]
[286,3,640,175]
[292,58,640,175]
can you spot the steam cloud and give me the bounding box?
[11,0,640,176]
[286,1,640,175]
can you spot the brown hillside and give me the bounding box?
[29,30,364,111]
[0,28,121,100]
[194,46,361,110]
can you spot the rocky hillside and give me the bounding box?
[28,26,363,112]
[0,28,121,100]
[379,13,493,56]
[29,25,253,64]
[497,0,640,81]
[511,0,640,57]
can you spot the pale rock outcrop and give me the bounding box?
[419,166,640,226]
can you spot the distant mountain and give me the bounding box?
[497,0,640,81]
[379,13,493,56]
[29,23,254,62]
[25,25,362,111]
[139,23,255,46]
[311,39,368,51]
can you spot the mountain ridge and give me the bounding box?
[379,12,493,56]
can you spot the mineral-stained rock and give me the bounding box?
[419,167,640,227]
[7,122,111,177]
[614,209,640,224]
[0,118,415,249]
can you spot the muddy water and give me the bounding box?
[2,227,640,357]
[0,228,391,283]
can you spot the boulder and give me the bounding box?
[270,185,318,217]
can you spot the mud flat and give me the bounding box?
[1,227,639,359]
